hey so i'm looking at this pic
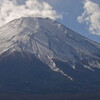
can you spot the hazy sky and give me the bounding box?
[0,0,100,43]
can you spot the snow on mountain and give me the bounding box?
[0,17,100,80]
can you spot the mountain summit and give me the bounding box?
[0,17,100,95]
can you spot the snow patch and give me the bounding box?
[72,65,76,70]
[84,65,94,71]
[47,56,73,80]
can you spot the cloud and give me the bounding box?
[0,0,62,27]
[77,0,100,35]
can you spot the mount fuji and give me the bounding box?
[0,17,100,99]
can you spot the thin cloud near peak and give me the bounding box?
[0,0,62,27]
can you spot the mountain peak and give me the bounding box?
[0,17,100,80]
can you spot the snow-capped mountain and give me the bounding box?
[0,17,100,94]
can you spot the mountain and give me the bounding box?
[0,17,100,99]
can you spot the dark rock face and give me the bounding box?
[0,51,100,96]
[0,51,70,94]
